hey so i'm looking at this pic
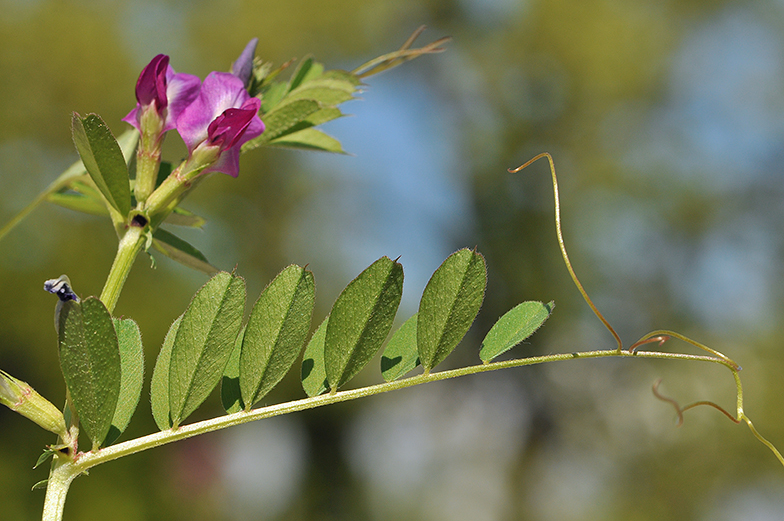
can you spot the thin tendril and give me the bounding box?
[633,330,739,370]
[509,153,623,352]
[629,335,669,353]
[652,379,737,426]
[742,415,784,467]
[351,26,450,79]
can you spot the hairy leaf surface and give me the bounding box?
[418,249,486,371]
[381,313,420,382]
[168,272,245,427]
[150,316,181,431]
[301,316,329,397]
[479,301,554,362]
[71,113,131,216]
[58,297,121,450]
[325,257,403,390]
[240,265,315,408]
[105,318,144,445]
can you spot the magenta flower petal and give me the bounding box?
[207,98,262,151]
[202,99,264,177]
[164,72,201,132]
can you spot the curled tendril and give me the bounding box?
[629,335,670,354]
[511,152,784,468]
[652,378,737,427]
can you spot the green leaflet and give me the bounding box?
[220,327,245,414]
[151,228,218,275]
[245,60,359,153]
[302,107,344,127]
[285,82,356,106]
[381,313,420,382]
[268,128,346,154]
[47,190,107,216]
[301,315,329,397]
[105,318,144,445]
[418,249,486,372]
[168,272,246,427]
[71,113,131,217]
[240,265,315,409]
[150,316,181,431]
[260,81,289,113]
[164,207,207,228]
[288,57,324,91]
[325,257,404,391]
[479,301,554,363]
[57,297,121,450]
[243,99,322,150]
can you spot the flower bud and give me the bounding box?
[0,370,68,438]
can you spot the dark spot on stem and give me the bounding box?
[131,214,149,227]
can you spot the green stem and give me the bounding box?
[0,190,48,243]
[41,461,76,521]
[0,166,84,243]
[66,347,735,473]
[99,225,147,313]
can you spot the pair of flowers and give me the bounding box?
[124,39,265,180]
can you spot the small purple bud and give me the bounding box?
[135,54,169,113]
[231,38,258,88]
[44,275,79,303]
[123,56,200,134]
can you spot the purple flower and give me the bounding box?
[123,54,201,133]
[176,72,265,177]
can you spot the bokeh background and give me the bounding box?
[2,0,784,519]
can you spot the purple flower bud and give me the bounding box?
[176,72,264,177]
[123,55,201,133]
[135,54,169,112]
[231,38,258,88]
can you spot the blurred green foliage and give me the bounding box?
[2,0,784,519]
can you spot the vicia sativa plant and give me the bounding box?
[0,27,781,521]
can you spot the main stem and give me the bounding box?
[41,463,76,521]
[99,225,146,313]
